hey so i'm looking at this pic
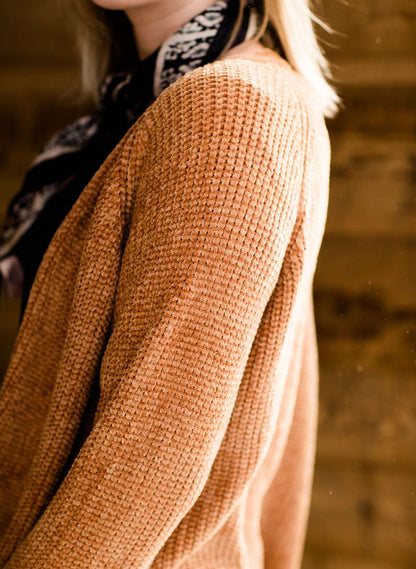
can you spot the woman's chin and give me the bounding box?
[90,0,153,10]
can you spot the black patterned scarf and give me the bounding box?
[0,0,284,321]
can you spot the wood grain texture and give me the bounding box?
[306,464,416,564]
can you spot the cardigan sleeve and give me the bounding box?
[4,69,310,569]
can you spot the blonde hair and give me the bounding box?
[60,0,343,119]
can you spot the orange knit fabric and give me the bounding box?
[0,46,330,568]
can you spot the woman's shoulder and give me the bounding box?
[130,45,326,154]
[120,48,318,212]
[118,46,331,260]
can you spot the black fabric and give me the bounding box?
[0,0,285,324]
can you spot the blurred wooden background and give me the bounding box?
[0,1,415,568]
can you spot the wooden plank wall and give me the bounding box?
[303,1,416,568]
[0,1,415,568]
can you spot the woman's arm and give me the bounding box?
[4,66,311,569]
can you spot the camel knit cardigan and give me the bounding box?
[0,46,330,569]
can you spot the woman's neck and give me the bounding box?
[125,0,219,61]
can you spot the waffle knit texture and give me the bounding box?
[0,46,331,569]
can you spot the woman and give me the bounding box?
[0,0,341,567]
